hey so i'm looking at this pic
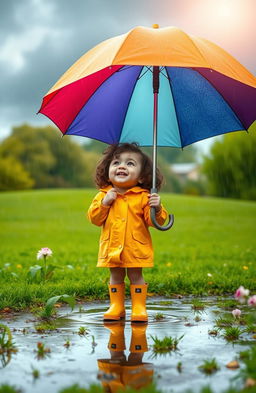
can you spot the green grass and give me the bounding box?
[0,382,253,393]
[191,300,205,310]
[0,386,22,393]
[153,312,165,320]
[238,346,256,380]
[151,334,183,354]
[198,358,220,375]
[222,326,243,341]
[0,324,18,356]
[0,189,256,310]
[214,316,234,328]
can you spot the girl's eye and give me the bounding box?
[112,160,119,165]
[127,161,135,166]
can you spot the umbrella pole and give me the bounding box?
[152,86,158,191]
[150,66,174,231]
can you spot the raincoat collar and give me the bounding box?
[100,185,148,194]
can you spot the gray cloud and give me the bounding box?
[0,1,18,39]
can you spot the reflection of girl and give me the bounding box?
[88,143,167,322]
[97,322,153,392]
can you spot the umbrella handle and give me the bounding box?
[150,207,174,231]
[150,188,174,231]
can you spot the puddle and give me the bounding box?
[0,297,252,393]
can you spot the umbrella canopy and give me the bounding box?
[39,25,256,231]
[39,26,256,148]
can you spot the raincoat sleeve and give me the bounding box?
[142,194,168,227]
[87,192,110,227]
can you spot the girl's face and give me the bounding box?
[108,151,142,192]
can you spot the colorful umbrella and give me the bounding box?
[38,25,256,230]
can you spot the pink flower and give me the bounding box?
[232,309,241,318]
[248,295,256,306]
[234,286,250,299]
[37,247,53,260]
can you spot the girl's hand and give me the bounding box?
[148,193,161,212]
[102,188,117,206]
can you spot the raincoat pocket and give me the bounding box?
[132,231,148,244]
[99,230,110,259]
[131,231,151,259]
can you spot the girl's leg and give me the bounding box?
[104,268,126,321]
[127,268,145,285]
[110,267,126,284]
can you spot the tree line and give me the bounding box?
[0,123,255,200]
[0,124,98,190]
[203,129,256,200]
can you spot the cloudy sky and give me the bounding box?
[1,0,255,152]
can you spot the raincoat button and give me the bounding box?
[121,218,125,222]
[119,245,122,249]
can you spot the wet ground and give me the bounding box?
[0,297,252,393]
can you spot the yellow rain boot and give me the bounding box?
[130,283,148,322]
[98,322,126,393]
[97,360,124,393]
[122,363,154,390]
[104,283,126,321]
[123,325,153,390]
[104,322,126,352]
[129,324,148,353]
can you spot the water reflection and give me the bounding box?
[97,322,153,392]
[0,324,18,368]
[0,352,12,368]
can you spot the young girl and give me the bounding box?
[87,143,167,322]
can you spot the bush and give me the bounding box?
[182,179,206,196]
[0,156,34,191]
[202,127,256,200]
[0,124,99,189]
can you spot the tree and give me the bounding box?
[83,139,108,154]
[0,156,34,191]
[0,124,97,189]
[202,129,256,200]
[0,125,56,188]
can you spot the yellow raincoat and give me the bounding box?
[87,186,167,267]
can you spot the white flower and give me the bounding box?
[37,247,53,260]
[207,273,212,277]
[232,309,241,318]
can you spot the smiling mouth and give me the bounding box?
[116,172,127,176]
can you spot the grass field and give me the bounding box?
[0,189,255,310]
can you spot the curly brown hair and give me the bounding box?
[95,143,163,191]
